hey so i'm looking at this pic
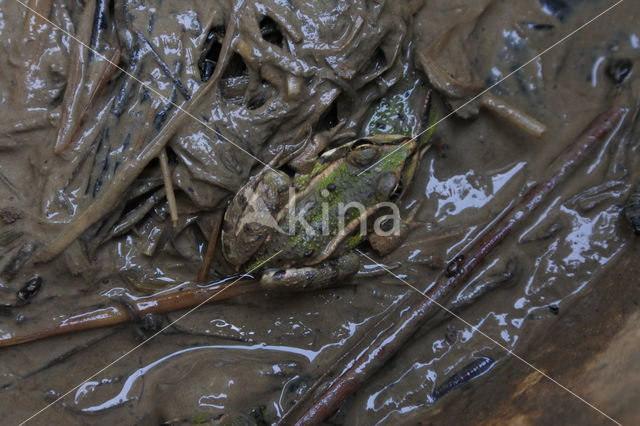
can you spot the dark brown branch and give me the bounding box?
[278,105,626,425]
[36,56,222,263]
[197,211,224,282]
[0,278,260,348]
[159,148,179,227]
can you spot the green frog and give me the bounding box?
[221,88,436,290]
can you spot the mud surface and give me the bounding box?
[0,0,639,424]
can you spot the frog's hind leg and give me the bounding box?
[260,253,360,291]
[368,202,423,256]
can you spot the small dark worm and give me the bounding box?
[449,257,519,314]
[625,186,640,235]
[431,357,495,400]
[16,276,42,306]
[520,22,555,31]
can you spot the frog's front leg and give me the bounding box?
[260,253,360,291]
[368,202,422,256]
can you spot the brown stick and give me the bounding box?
[0,110,51,134]
[0,278,261,348]
[36,64,223,263]
[159,148,179,227]
[279,106,626,425]
[197,211,224,282]
[60,49,122,152]
[481,93,547,137]
[85,49,122,107]
[53,1,96,154]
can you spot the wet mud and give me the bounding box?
[0,0,639,424]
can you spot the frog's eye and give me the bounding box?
[375,172,399,199]
[347,144,380,166]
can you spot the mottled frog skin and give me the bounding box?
[221,86,435,289]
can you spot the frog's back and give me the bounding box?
[264,153,406,267]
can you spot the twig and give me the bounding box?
[63,48,122,150]
[481,93,547,137]
[89,0,109,54]
[36,73,220,263]
[159,148,178,227]
[109,188,165,238]
[87,49,121,103]
[0,278,260,348]
[137,31,191,100]
[0,110,51,135]
[53,1,97,154]
[197,211,224,282]
[278,105,625,425]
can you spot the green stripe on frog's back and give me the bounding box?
[286,145,412,260]
[242,78,431,272]
[248,145,412,270]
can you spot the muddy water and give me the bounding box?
[0,0,639,424]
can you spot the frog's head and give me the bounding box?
[315,96,438,202]
[349,99,438,198]
[342,134,424,201]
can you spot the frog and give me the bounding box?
[221,88,436,290]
